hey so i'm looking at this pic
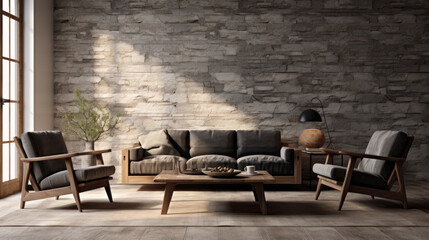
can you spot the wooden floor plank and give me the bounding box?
[335,227,392,240]
[262,227,309,240]
[140,227,186,240]
[1,226,429,239]
[378,227,429,240]
[218,227,265,240]
[185,227,219,240]
[304,227,344,240]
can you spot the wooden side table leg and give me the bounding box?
[309,154,313,188]
[252,183,267,215]
[161,183,176,215]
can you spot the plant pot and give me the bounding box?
[82,141,96,168]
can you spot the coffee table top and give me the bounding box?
[154,170,275,184]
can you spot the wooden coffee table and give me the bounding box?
[154,170,275,215]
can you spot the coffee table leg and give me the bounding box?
[251,185,259,202]
[161,183,176,215]
[252,183,267,215]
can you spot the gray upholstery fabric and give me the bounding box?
[138,130,180,156]
[313,163,387,189]
[166,130,190,158]
[280,147,295,163]
[130,155,187,175]
[21,131,68,183]
[189,130,236,158]
[358,130,409,180]
[236,130,281,158]
[39,165,115,190]
[237,155,294,176]
[186,155,237,170]
[129,147,145,161]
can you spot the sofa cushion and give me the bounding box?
[39,165,115,190]
[313,163,387,189]
[130,155,187,175]
[129,147,145,161]
[280,147,295,163]
[186,155,237,170]
[138,130,180,156]
[358,130,409,180]
[236,130,281,158]
[237,155,293,176]
[21,131,68,183]
[189,130,236,158]
[166,130,190,158]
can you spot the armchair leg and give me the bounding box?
[20,198,25,209]
[371,196,375,199]
[338,156,356,211]
[71,189,82,212]
[104,182,113,203]
[20,162,31,209]
[65,158,82,212]
[315,178,323,200]
[56,196,60,200]
[395,164,408,209]
[338,189,349,211]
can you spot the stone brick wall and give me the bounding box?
[54,0,429,182]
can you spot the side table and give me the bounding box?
[302,150,344,188]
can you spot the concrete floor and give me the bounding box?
[0,181,428,239]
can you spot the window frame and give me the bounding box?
[0,0,23,197]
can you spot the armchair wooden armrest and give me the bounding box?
[338,150,405,163]
[320,148,341,155]
[21,149,112,163]
[321,148,404,162]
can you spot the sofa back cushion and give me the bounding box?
[237,130,281,158]
[166,130,190,158]
[21,131,68,183]
[189,130,236,158]
[358,130,410,180]
[138,130,180,156]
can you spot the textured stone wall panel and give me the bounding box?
[54,0,429,181]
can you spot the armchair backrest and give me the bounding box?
[357,130,411,180]
[20,131,68,183]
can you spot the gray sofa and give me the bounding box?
[121,130,302,184]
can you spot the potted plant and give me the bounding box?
[62,89,120,167]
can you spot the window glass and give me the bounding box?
[2,103,9,141]
[10,19,18,60]
[2,60,10,100]
[10,61,18,100]
[2,0,10,14]
[2,16,10,58]
[11,0,19,17]
[2,144,10,181]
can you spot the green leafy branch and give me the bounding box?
[62,89,120,142]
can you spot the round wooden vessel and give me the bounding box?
[299,129,325,148]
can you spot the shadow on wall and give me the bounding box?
[53,0,429,180]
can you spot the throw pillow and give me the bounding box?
[138,130,180,156]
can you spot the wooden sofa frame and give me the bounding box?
[121,144,302,185]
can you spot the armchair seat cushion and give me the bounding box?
[237,155,293,176]
[313,163,387,189]
[39,165,115,190]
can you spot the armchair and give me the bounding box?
[312,130,413,210]
[14,131,116,212]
